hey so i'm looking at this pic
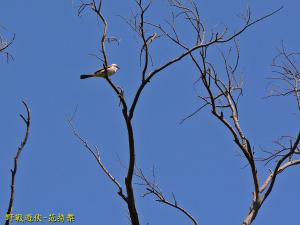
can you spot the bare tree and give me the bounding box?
[5,101,31,225]
[70,0,300,225]
[160,1,299,224]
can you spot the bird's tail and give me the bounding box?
[80,74,95,79]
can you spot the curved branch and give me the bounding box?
[5,101,31,225]
[67,118,127,203]
[82,1,140,224]
[260,159,300,194]
[262,132,300,202]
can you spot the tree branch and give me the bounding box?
[79,1,140,224]
[0,33,15,62]
[136,168,198,225]
[128,5,283,120]
[5,101,31,225]
[67,118,128,202]
[266,42,300,111]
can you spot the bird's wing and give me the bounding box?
[94,68,105,75]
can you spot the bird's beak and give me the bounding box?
[117,65,120,69]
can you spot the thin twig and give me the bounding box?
[67,117,128,202]
[136,168,198,225]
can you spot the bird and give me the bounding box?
[80,64,120,79]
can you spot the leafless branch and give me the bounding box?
[67,116,127,202]
[128,4,283,121]
[0,33,15,63]
[159,2,295,224]
[5,101,30,225]
[120,1,161,79]
[179,103,209,124]
[259,134,300,195]
[78,1,139,224]
[77,1,287,225]
[266,42,300,111]
[136,168,198,225]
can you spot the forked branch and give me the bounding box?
[78,1,139,224]
[160,1,289,224]
[136,168,198,225]
[266,43,300,111]
[5,101,30,225]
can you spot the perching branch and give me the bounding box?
[77,1,290,225]
[78,1,140,224]
[5,101,30,225]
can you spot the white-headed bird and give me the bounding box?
[80,64,119,79]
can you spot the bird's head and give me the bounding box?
[111,64,120,70]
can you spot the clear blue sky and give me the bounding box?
[1,0,299,224]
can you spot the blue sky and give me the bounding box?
[0,0,299,225]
